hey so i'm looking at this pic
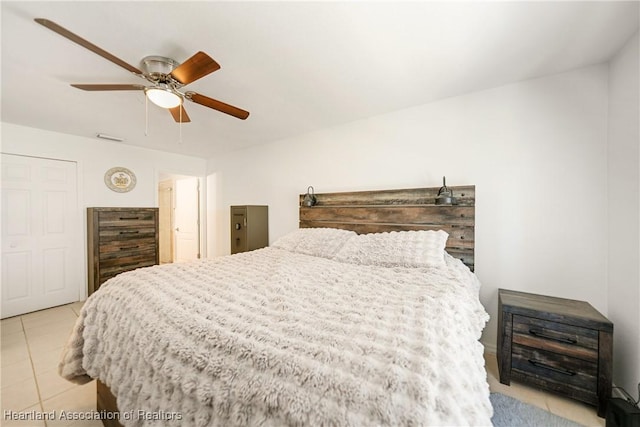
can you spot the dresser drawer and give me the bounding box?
[98,210,157,228]
[99,238,157,255]
[99,245,156,264]
[512,314,598,362]
[98,259,156,284]
[98,250,156,268]
[98,227,157,242]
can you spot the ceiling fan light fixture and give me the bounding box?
[145,87,182,109]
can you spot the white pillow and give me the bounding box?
[271,228,357,258]
[333,230,449,268]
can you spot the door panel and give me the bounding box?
[5,190,30,236]
[1,154,81,318]
[43,248,66,292]
[174,177,199,262]
[3,252,30,299]
[44,191,67,234]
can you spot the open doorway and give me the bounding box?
[158,172,201,263]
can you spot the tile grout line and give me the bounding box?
[19,315,47,425]
[19,304,81,427]
[31,306,84,414]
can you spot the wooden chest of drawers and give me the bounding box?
[87,207,159,295]
[497,289,613,417]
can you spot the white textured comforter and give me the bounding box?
[59,248,492,426]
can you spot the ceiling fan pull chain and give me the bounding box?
[178,106,183,144]
[145,95,149,136]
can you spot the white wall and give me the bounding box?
[207,64,610,351]
[1,123,207,207]
[1,123,207,297]
[607,31,640,395]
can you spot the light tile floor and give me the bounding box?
[1,302,605,426]
[1,302,99,427]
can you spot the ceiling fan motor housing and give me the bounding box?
[141,56,180,83]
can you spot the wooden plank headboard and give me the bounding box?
[299,186,475,270]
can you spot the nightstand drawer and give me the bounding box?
[512,344,597,393]
[512,314,598,362]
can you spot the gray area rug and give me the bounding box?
[491,393,585,427]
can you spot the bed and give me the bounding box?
[59,185,491,426]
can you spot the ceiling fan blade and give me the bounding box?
[170,52,221,85]
[35,18,143,75]
[168,105,191,123]
[71,84,146,91]
[187,92,249,120]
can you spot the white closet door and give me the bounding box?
[1,154,82,318]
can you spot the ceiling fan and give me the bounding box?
[34,18,250,123]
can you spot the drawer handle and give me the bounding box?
[119,217,140,220]
[119,231,140,235]
[119,245,139,250]
[528,359,576,376]
[529,329,577,345]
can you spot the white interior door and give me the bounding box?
[174,177,200,262]
[1,154,81,318]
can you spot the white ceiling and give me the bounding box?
[2,1,638,159]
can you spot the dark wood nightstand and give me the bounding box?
[497,289,613,417]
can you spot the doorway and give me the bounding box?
[157,173,201,263]
[1,154,82,318]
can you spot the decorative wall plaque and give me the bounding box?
[104,167,136,193]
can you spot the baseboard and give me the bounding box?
[482,340,497,354]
